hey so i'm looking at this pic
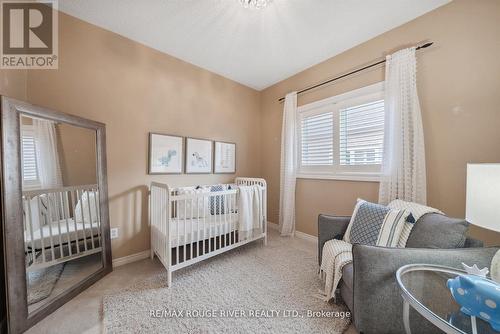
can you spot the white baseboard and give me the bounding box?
[294,230,318,244]
[267,221,318,244]
[267,221,279,231]
[112,249,151,268]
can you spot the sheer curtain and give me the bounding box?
[379,47,427,205]
[33,118,63,188]
[279,92,298,236]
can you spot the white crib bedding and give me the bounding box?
[25,219,100,250]
[170,213,239,248]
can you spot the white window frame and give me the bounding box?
[21,124,41,190]
[297,82,384,182]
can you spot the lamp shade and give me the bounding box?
[466,163,500,232]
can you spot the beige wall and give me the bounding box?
[56,123,97,187]
[0,70,27,101]
[261,0,500,245]
[2,0,499,259]
[25,12,262,259]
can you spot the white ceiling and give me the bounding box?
[58,0,450,90]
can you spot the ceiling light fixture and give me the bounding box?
[239,0,272,10]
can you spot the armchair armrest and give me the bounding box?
[317,214,350,267]
[352,245,499,334]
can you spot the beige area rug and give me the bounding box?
[103,233,351,333]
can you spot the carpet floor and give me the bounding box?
[103,233,351,333]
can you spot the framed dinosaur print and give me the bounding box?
[185,137,213,174]
[148,133,184,174]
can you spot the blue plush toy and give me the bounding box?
[447,267,500,332]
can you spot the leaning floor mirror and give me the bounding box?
[0,97,112,333]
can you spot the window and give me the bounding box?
[339,99,384,166]
[297,82,385,181]
[301,111,334,166]
[21,126,41,189]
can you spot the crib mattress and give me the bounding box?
[25,219,100,250]
[169,213,238,247]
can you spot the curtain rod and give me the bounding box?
[278,42,433,103]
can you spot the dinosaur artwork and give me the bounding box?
[149,134,183,174]
[158,149,177,167]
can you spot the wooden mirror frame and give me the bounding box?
[0,97,112,333]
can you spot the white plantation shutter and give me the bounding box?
[21,127,41,188]
[297,82,385,179]
[300,112,333,166]
[339,100,385,166]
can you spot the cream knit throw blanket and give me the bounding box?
[319,240,353,301]
[319,200,443,302]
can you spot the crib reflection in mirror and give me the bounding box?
[20,115,103,314]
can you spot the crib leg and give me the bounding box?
[167,269,172,287]
[150,248,155,260]
[264,233,268,246]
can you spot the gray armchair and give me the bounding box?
[318,213,499,334]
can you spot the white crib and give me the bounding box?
[22,184,102,272]
[150,177,267,286]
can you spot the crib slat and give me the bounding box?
[167,188,171,266]
[175,197,181,264]
[45,194,56,260]
[167,189,170,261]
[36,196,47,263]
[93,188,101,247]
[53,192,64,258]
[165,187,171,284]
[159,188,163,261]
[233,191,236,244]
[196,197,199,258]
[228,193,232,245]
[152,187,156,258]
[157,188,160,259]
[71,190,80,254]
[25,197,36,265]
[229,192,232,245]
[152,187,155,257]
[218,196,221,250]
[209,195,213,254]
[154,187,157,258]
[223,194,227,248]
[85,191,96,250]
[61,192,72,257]
[159,189,163,260]
[158,188,161,260]
[183,200,187,263]
[201,196,207,255]
[167,189,171,284]
[190,198,193,260]
[77,190,89,252]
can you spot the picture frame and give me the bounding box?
[214,141,236,174]
[148,133,184,174]
[185,137,213,174]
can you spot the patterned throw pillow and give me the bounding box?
[344,199,411,247]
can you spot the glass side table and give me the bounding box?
[396,264,499,334]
